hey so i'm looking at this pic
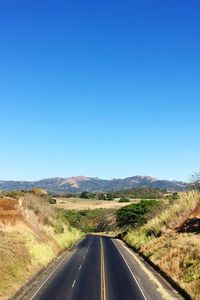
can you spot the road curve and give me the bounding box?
[29,236,173,300]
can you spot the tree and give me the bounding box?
[165,192,179,201]
[80,191,90,199]
[105,192,113,200]
[116,200,158,228]
[97,192,106,200]
[190,172,200,191]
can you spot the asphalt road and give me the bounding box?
[30,236,177,300]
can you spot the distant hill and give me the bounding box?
[0,175,186,193]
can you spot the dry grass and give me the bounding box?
[19,193,55,225]
[0,193,83,299]
[0,198,32,233]
[141,233,200,299]
[123,191,200,299]
[0,233,31,300]
[55,197,138,210]
[125,191,200,249]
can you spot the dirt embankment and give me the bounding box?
[123,192,200,299]
[176,203,200,234]
[0,198,31,232]
[0,194,83,300]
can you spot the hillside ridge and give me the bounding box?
[0,175,186,192]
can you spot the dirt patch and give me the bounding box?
[0,198,31,232]
[176,203,200,234]
[0,198,17,210]
[0,193,83,300]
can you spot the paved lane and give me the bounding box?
[103,237,145,300]
[33,236,98,300]
[31,235,170,300]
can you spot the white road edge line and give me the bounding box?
[29,238,85,300]
[113,240,148,300]
[29,252,74,300]
[72,280,76,288]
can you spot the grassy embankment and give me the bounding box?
[1,189,199,299]
[0,191,83,300]
[121,191,200,299]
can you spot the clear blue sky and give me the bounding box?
[0,0,199,182]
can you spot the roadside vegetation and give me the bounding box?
[118,191,200,299]
[1,185,199,299]
[57,208,116,232]
[116,199,160,228]
[0,190,83,299]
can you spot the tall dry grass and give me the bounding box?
[0,192,84,299]
[125,191,200,249]
[123,191,200,299]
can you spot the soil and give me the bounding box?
[176,202,200,234]
[0,198,30,231]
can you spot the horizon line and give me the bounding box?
[0,174,187,183]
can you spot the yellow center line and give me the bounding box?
[100,237,106,300]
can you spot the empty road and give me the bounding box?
[29,236,177,300]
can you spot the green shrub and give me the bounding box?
[165,192,179,202]
[57,208,116,232]
[80,191,91,199]
[48,197,57,204]
[118,198,130,203]
[116,200,159,228]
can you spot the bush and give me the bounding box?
[118,198,130,203]
[1,190,24,199]
[105,193,114,200]
[189,172,200,191]
[48,197,57,204]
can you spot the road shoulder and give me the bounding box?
[10,238,84,300]
[112,238,183,300]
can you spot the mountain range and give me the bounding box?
[0,176,186,193]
